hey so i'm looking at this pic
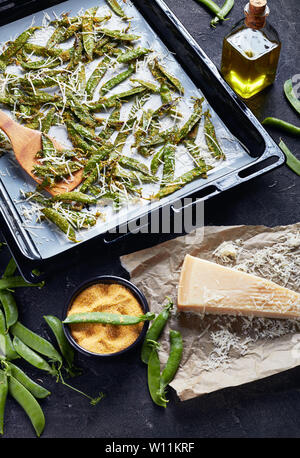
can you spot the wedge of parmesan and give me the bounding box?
[177,254,300,319]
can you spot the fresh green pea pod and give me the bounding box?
[141,299,173,364]
[63,311,155,325]
[158,330,183,399]
[11,322,62,365]
[3,258,17,278]
[147,344,167,408]
[262,117,300,136]
[7,362,50,399]
[43,315,74,369]
[0,369,8,434]
[0,276,44,290]
[12,336,57,376]
[0,310,19,360]
[284,79,300,115]
[8,375,45,437]
[0,291,18,329]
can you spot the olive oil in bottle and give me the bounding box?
[221,0,281,99]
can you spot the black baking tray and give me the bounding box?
[0,0,285,283]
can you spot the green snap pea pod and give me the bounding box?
[0,310,19,360]
[66,91,96,128]
[183,121,203,164]
[68,34,83,69]
[177,98,203,142]
[0,27,40,71]
[116,165,159,184]
[211,0,234,26]
[8,375,45,437]
[98,28,140,42]
[18,92,59,105]
[194,0,224,18]
[85,56,112,99]
[0,370,8,434]
[141,299,173,364]
[262,117,300,136]
[100,64,135,96]
[19,57,61,70]
[41,208,78,243]
[89,86,147,110]
[64,312,155,325]
[204,110,225,159]
[23,43,70,61]
[68,122,95,143]
[83,150,111,176]
[41,107,56,134]
[0,277,43,290]
[158,330,183,400]
[7,362,50,399]
[65,118,97,155]
[0,291,18,329]
[154,59,184,95]
[47,25,67,48]
[3,257,17,278]
[80,168,99,193]
[82,16,95,60]
[33,161,83,180]
[11,322,62,365]
[131,78,159,93]
[98,103,122,140]
[147,343,167,408]
[279,139,300,176]
[154,165,212,199]
[161,143,176,186]
[284,79,300,115]
[50,191,97,205]
[150,146,164,175]
[43,315,74,369]
[117,47,150,63]
[105,0,126,18]
[118,156,152,176]
[12,336,57,376]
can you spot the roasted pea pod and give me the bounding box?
[0,27,40,71]
[63,311,155,325]
[41,208,78,243]
[47,25,67,48]
[10,322,63,365]
[131,78,159,93]
[147,342,167,408]
[41,107,56,134]
[100,64,135,96]
[50,191,97,205]
[85,56,112,99]
[153,59,184,94]
[98,28,140,42]
[150,146,164,175]
[8,375,45,437]
[66,91,96,128]
[98,103,122,140]
[68,33,83,69]
[105,0,127,18]
[141,299,173,364]
[118,156,152,176]
[82,16,95,60]
[0,370,8,435]
[23,43,70,61]
[177,98,203,143]
[89,86,147,110]
[204,110,225,159]
[161,143,176,186]
[158,330,183,401]
[117,47,150,64]
[19,57,61,71]
[154,165,211,199]
[7,362,50,399]
[43,315,75,370]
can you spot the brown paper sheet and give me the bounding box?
[120,224,300,401]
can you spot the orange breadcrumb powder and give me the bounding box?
[68,283,144,354]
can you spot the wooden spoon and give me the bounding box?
[0,110,83,196]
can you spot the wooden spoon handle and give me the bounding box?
[0,110,21,143]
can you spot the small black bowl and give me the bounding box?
[63,275,149,358]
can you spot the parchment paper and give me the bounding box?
[121,224,300,401]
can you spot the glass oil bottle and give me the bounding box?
[221,0,281,99]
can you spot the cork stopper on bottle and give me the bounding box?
[244,0,269,29]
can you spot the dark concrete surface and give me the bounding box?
[0,0,300,439]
